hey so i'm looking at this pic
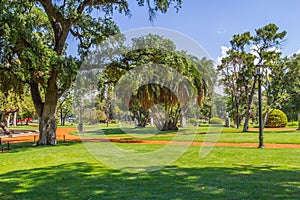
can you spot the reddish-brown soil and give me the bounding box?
[0,128,79,144]
[1,127,299,149]
[248,127,298,131]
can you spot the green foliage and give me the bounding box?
[55,117,60,125]
[188,118,197,126]
[97,33,216,131]
[265,109,288,128]
[0,0,183,144]
[218,23,289,131]
[287,121,298,127]
[96,110,107,121]
[281,54,300,121]
[209,117,223,125]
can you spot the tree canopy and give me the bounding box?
[0,0,183,145]
[93,33,216,131]
[218,23,300,131]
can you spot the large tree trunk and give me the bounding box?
[31,76,58,145]
[133,110,149,128]
[243,116,249,132]
[154,106,181,131]
[161,120,178,131]
[38,113,57,145]
[180,116,186,127]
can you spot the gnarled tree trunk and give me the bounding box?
[0,121,13,135]
[152,107,179,131]
[31,75,58,146]
[161,120,178,131]
[0,108,18,135]
[133,110,149,128]
[38,113,57,145]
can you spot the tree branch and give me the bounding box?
[30,82,44,116]
[36,0,64,36]
[36,0,71,54]
[77,0,120,14]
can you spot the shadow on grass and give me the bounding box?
[81,128,127,135]
[83,127,173,135]
[1,141,82,154]
[0,162,299,199]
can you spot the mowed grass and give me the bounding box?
[0,140,300,199]
[1,125,299,199]
[76,125,300,144]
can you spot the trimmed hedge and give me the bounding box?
[287,121,298,127]
[209,118,223,125]
[265,109,288,128]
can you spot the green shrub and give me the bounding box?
[188,118,198,126]
[265,109,288,128]
[209,118,223,125]
[99,119,106,123]
[199,119,209,124]
[199,124,210,127]
[110,119,117,124]
[96,110,107,121]
[287,121,298,127]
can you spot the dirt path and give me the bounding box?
[1,127,300,149]
[0,128,79,143]
[248,127,298,131]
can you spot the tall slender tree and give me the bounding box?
[218,24,287,131]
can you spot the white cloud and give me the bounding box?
[216,46,230,66]
[217,30,227,35]
[297,48,300,54]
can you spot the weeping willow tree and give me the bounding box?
[99,34,216,131]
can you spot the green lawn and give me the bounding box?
[9,123,77,131]
[0,140,300,199]
[9,124,39,131]
[76,125,300,144]
[1,125,300,199]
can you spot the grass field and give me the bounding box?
[75,124,300,144]
[1,143,300,199]
[1,125,300,199]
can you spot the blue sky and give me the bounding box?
[110,0,300,63]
